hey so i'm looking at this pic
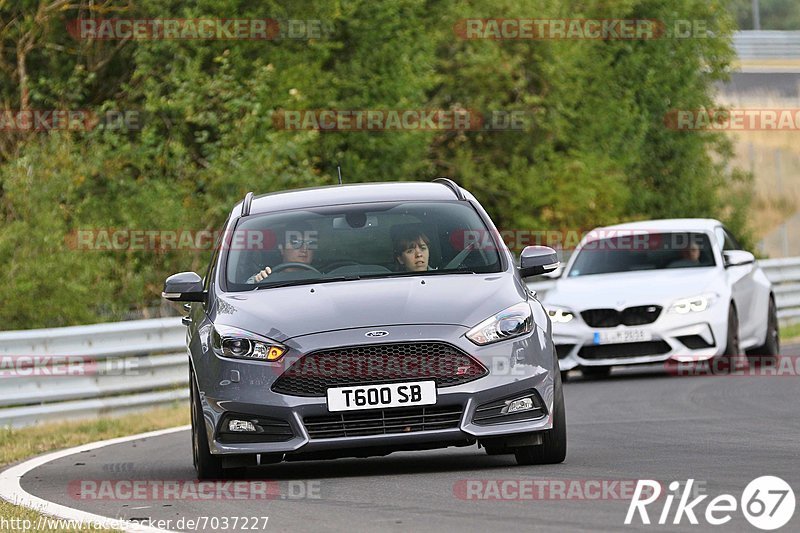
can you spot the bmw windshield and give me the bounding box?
[223,201,504,291]
[567,232,716,277]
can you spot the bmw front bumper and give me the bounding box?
[553,306,729,371]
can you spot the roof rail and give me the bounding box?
[241,191,254,216]
[433,177,465,200]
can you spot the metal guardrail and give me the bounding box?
[733,31,800,60]
[760,257,800,322]
[528,258,800,325]
[2,257,800,428]
[0,318,187,428]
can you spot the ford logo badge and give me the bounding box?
[365,330,389,338]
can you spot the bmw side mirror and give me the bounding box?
[519,246,559,278]
[722,250,755,268]
[162,272,206,302]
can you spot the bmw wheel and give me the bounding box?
[749,296,779,364]
[724,305,741,357]
[713,305,744,375]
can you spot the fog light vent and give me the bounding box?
[502,397,534,414]
[473,390,546,425]
[228,420,257,432]
[218,413,294,443]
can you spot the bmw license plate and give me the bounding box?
[593,328,652,345]
[326,381,437,412]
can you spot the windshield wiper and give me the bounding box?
[251,269,481,289]
[421,268,477,275]
[377,268,478,278]
[253,274,361,290]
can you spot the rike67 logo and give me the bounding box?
[626,477,795,530]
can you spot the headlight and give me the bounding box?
[211,324,286,361]
[466,302,533,346]
[668,293,718,314]
[547,306,575,324]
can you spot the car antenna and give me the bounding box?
[337,165,343,185]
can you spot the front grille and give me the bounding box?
[578,340,671,359]
[304,405,463,439]
[581,306,662,327]
[581,309,619,328]
[272,342,488,397]
[622,305,663,326]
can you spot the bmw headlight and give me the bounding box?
[668,293,718,314]
[211,324,286,361]
[466,302,533,346]
[547,306,575,324]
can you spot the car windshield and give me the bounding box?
[224,201,503,291]
[567,231,716,277]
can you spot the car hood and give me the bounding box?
[544,267,720,310]
[213,274,526,341]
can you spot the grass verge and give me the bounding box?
[0,403,189,532]
[780,322,800,344]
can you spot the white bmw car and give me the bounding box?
[542,219,778,377]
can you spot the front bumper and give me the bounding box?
[191,324,557,455]
[553,306,728,371]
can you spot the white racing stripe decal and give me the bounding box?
[0,425,191,533]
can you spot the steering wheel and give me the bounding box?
[268,262,321,274]
[323,260,360,272]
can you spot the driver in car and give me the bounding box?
[393,228,432,272]
[247,224,318,283]
[667,241,702,268]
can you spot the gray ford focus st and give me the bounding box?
[163,179,566,479]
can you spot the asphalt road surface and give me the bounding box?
[20,346,800,532]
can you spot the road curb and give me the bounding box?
[0,425,190,533]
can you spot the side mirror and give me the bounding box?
[519,246,559,278]
[162,272,206,302]
[723,250,755,268]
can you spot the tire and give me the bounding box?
[191,367,224,480]
[712,305,743,375]
[515,365,567,465]
[748,297,779,365]
[724,305,741,357]
[581,366,611,379]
